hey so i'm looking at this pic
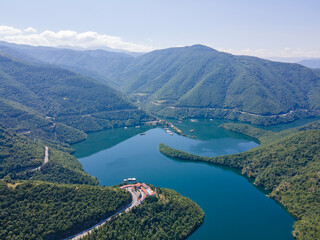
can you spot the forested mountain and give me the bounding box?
[299,58,320,69]
[0,41,135,87]
[0,180,131,239]
[0,126,98,185]
[159,121,320,240]
[0,49,203,240]
[82,187,204,240]
[109,45,320,124]
[2,40,320,239]
[0,127,43,178]
[0,53,152,144]
[2,42,320,125]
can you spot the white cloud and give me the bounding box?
[1,25,319,57]
[0,25,153,52]
[24,27,37,33]
[0,25,22,35]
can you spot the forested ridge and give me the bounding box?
[0,180,131,240]
[2,42,320,239]
[0,126,98,185]
[159,122,320,240]
[2,42,320,125]
[0,50,205,240]
[82,187,205,240]
[99,44,320,125]
[0,126,43,178]
[0,42,136,88]
[0,53,153,144]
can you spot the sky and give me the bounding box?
[0,0,319,58]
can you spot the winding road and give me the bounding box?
[14,146,49,174]
[32,146,49,171]
[65,187,140,240]
[150,102,314,118]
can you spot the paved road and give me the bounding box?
[66,187,140,240]
[151,102,308,118]
[33,146,49,171]
[44,146,49,164]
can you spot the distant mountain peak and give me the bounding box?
[188,44,216,51]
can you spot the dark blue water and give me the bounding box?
[73,119,295,240]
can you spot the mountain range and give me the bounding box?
[298,58,320,69]
[1,42,319,125]
[1,41,320,240]
[0,52,152,144]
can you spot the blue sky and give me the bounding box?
[0,0,319,57]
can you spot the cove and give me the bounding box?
[73,119,295,240]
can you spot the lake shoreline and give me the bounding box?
[73,119,297,240]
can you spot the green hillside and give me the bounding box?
[2,42,319,125]
[82,187,204,240]
[0,126,97,185]
[159,122,320,240]
[299,58,320,69]
[0,54,152,144]
[0,126,205,239]
[117,45,320,124]
[0,126,43,178]
[0,48,204,240]
[0,42,135,87]
[0,180,131,240]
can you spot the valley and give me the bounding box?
[73,119,297,240]
[0,41,319,240]
[2,43,319,125]
[1,1,319,239]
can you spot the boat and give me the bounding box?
[124,127,128,129]
[169,133,173,135]
[124,177,136,182]
[189,129,195,132]
[140,132,146,135]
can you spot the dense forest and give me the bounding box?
[2,41,320,239]
[82,187,204,240]
[113,45,320,125]
[0,180,131,240]
[0,42,136,88]
[0,50,205,240]
[0,124,205,239]
[0,53,153,144]
[0,126,43,178]
[0,126,98,185]
[2,43,320,125]
[159,122,320,240]
[299,58,320,69]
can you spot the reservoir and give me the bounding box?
[73,119,295,240]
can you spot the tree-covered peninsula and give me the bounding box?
[82,187,204,240]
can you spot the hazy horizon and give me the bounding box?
[0,0,319,59]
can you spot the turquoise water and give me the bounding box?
[73,119,296,240]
